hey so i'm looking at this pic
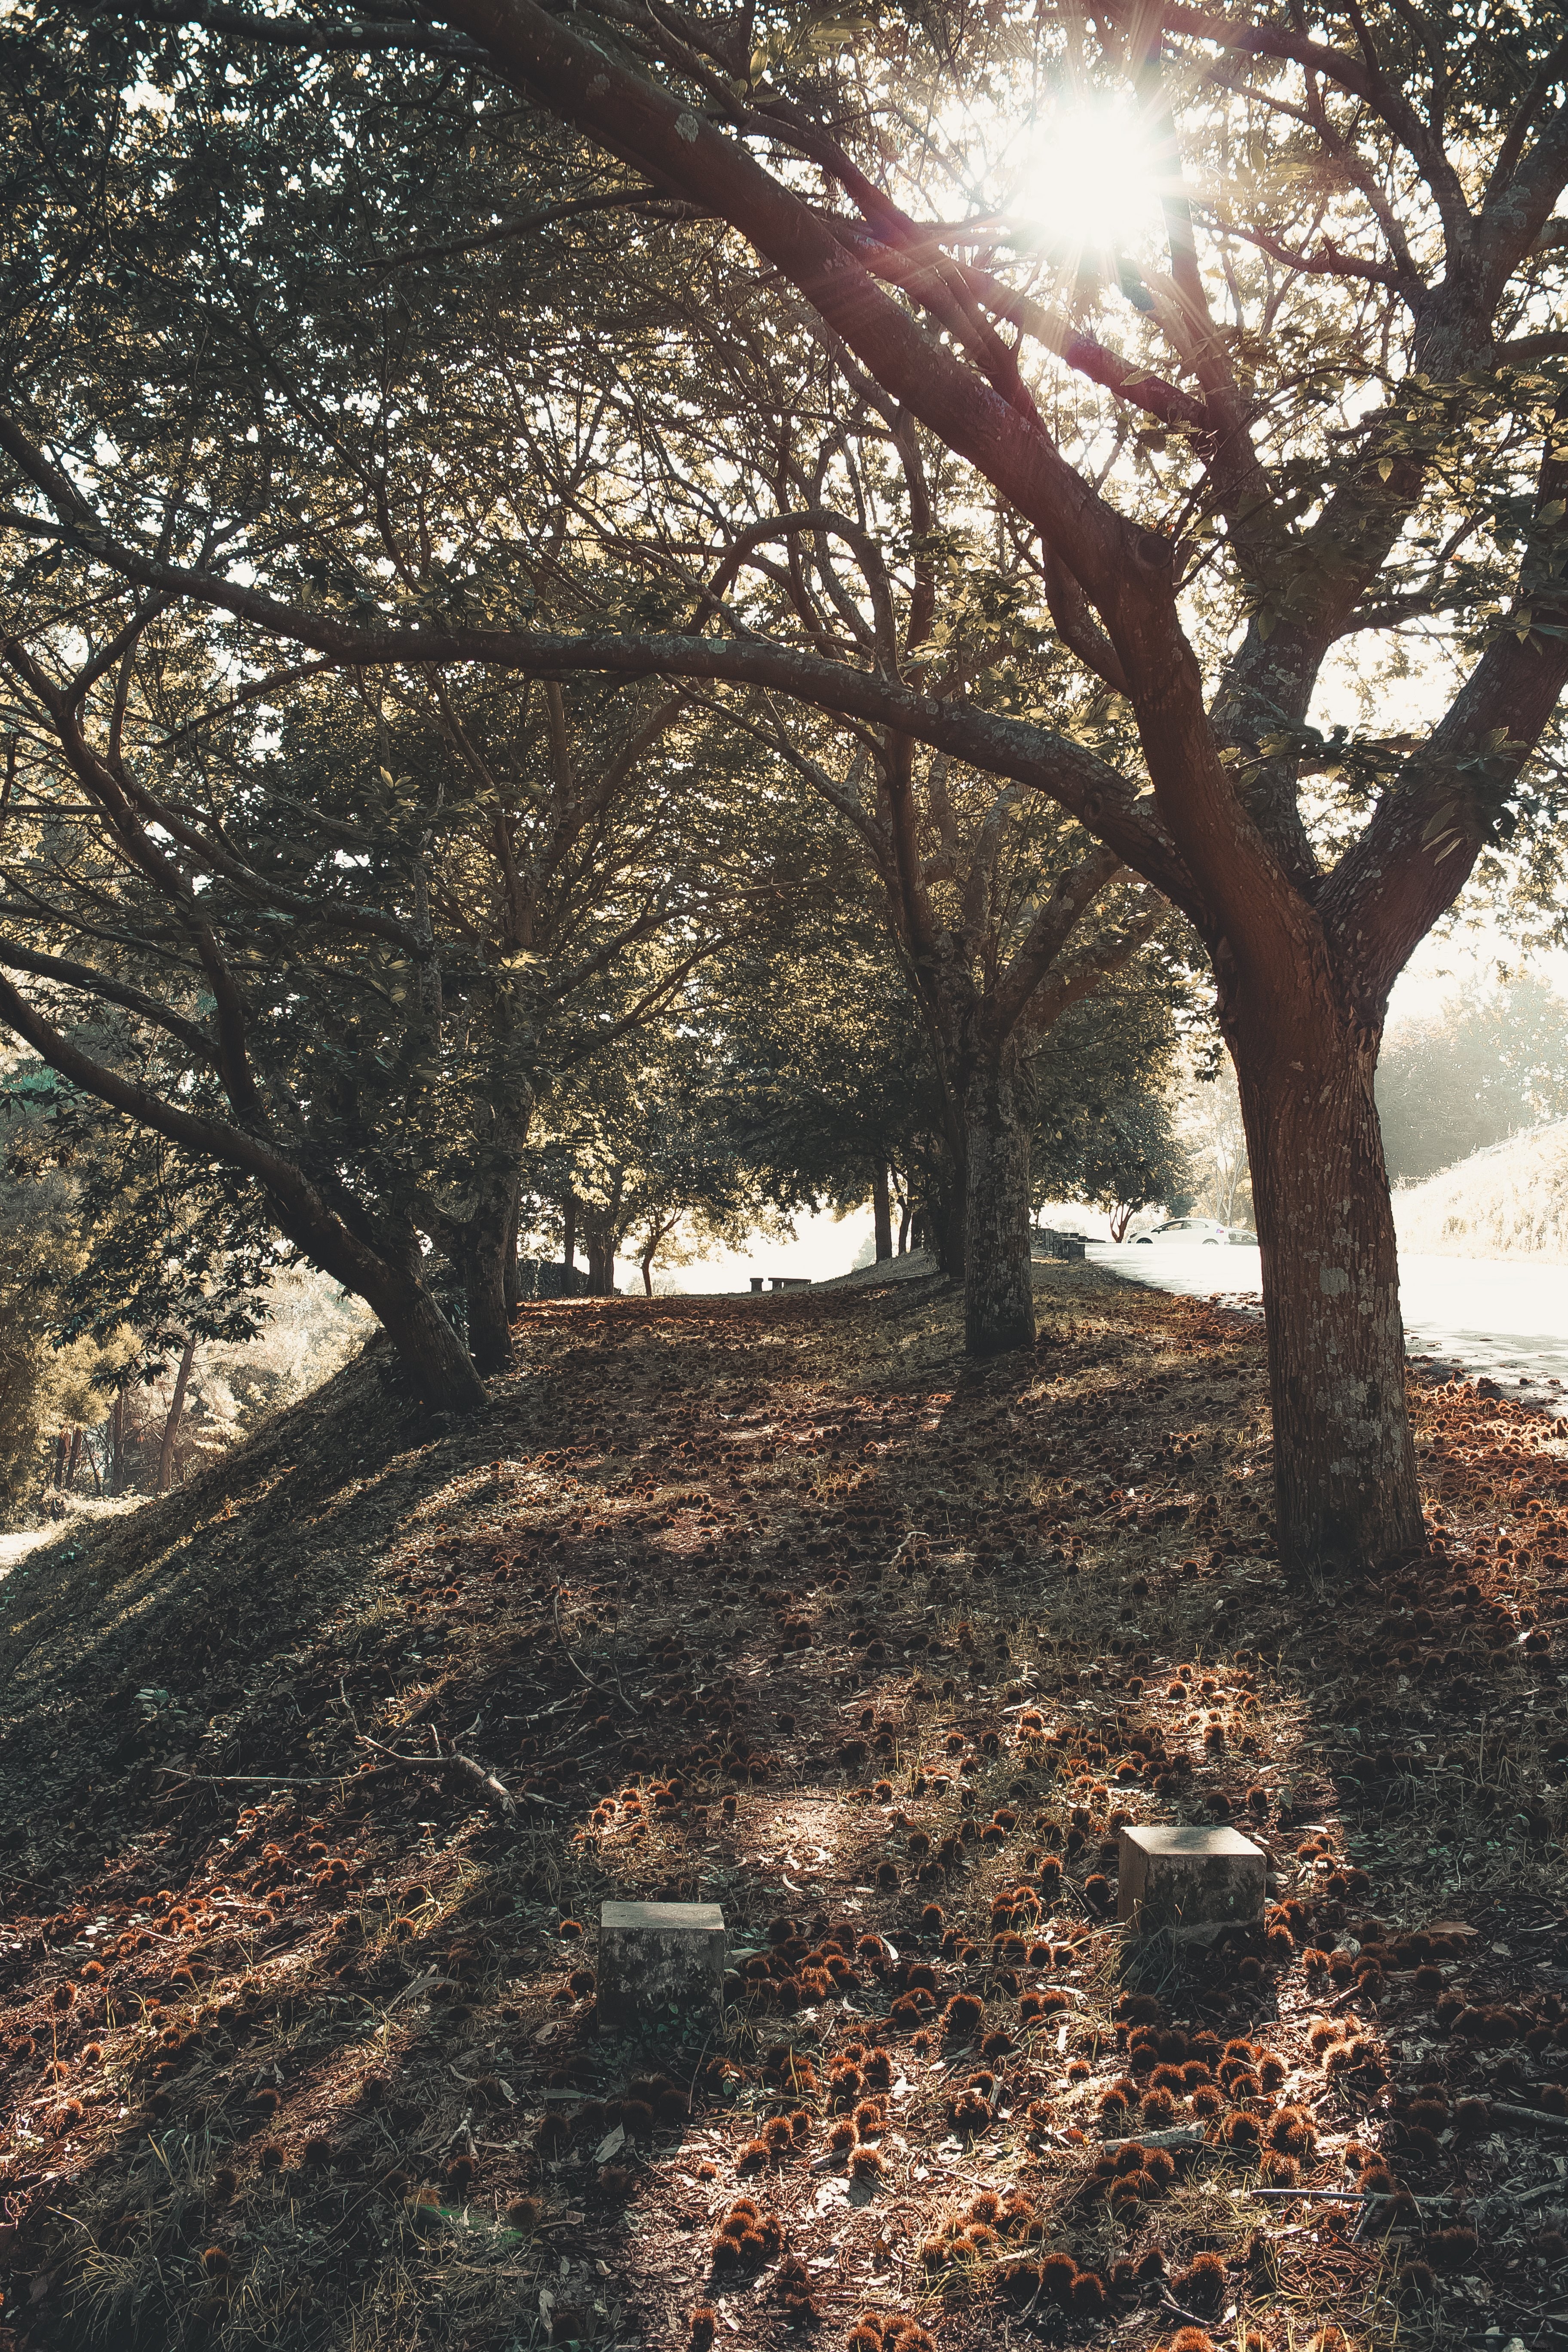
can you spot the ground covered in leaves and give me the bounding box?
[1,1263,1565,2352]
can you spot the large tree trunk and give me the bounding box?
[872,1166,894,1261]
[962,1046,1036,1355]
[1229,1010,1421,1572]
[157,1334,196,1494]
[359,1262,488,1412]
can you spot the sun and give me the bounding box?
[1013,102,1158,257]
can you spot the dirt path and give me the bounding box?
[0,1267,1563,2352]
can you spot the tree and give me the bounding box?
[1030,974,1189,1222]
[0,578,753,1400]
[444,244,1176,1351]
[1378,974,1568,1184]
[531,1025,779,1295]
[744,689,1167,1356]
[0,15,1173,1360]
[0,1113,123,1514]
[726,876,1185,1270]
[12,6,1568,1563]
[414,0,1568,1566]
[0,1052,305,1510]
[1176,1057,1255,1228]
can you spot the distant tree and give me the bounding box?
[1378,976,1568,1185]
[1176,1062,1256,1228]
[1030,977,1188,1222]
[726,888,1185,1262]
[526,1025,783,1296]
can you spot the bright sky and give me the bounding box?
[665,1205,879,1294]
[1387,927,1568,1025]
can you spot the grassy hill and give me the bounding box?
[0,1271,1563,2352]
[1394,1116,1568,1261]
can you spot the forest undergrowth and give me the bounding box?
[0,1263,1564,2352]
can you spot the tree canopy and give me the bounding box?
[6,0,1568,1559]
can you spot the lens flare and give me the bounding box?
[1014,104,1157,254]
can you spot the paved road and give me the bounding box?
[1094,1242,1568,1411]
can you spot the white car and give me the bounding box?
[1134,1216,1232,1246]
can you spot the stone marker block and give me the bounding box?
[1117,1826,1265,1945]
[597,1901,725,2036]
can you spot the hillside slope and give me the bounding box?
[0,1273,1563,2352]
[1394,1116,1568,1261]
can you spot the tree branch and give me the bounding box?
[0,941,217,1065]
[981,844,1125,1047]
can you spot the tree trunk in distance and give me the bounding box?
[157,1335,196,1494]
[66,1427,82,1487]
[897,1198,912,1254]
[464,1223,515,1374]
[583,1211,614,1295]
[462,1098,529,1373]
[641,1250,655,1297]
[1230,1011,1422,1571]
[962,1046,1036,1355]
[873,1167,894,1261]
[463,1148,521,1376]
[108,1391,123,1496]
[562,1191,577,1280]
[52,1429,69,1490]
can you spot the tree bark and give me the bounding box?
[464,1219,515,1375]
[583,1207,616,1295]
[897,1198,911,1254]
[872,1166,894,1261]
[157,1334,196,1494]
[107,1390,124,1497]
[562,1190,577,1280]
[52,1429,70,1491]
[461,1088,530,1374]
[962,1045,1036,1355]
[66,1426,82,1487]
[1229,1007,1422,1571]
[360,1262,488,1411]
